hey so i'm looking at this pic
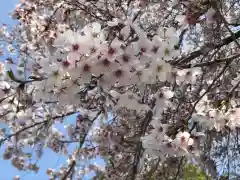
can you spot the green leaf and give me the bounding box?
[26,153,32,158]
[7,69,15,80]
[7,69,22,83]
[184,164,212,180]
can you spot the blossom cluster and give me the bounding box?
[0,0,240,179]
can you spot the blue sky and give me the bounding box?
[0,1,99,180]
[0,1,63,179]
[0,113,78,180]
[0,0,18,25]
[0,1,20,179]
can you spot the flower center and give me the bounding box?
[62,60,70,68]
[140,47,146,53]
[92,33,98,38]
[166,142,172,148]
[114,69,123,78]
[122,54,129,63]
[180,136,186,144]
[72,44,79,51]
[102,59,110,67]
[156,65,162,72]
[158,92,164,98]
[152,46,159,54]
[90,47,97,54]
[53,70,59,77]
[164,48,170,56]
[136,70,142,78]
[108,47,116,56]
[2,87,10,94]
[158,126,163,133]
[83,64,91,72]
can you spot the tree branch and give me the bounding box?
[179,53,240,69]
[0,111,77,145]
[61,110,102,180]
[61,160,76,180]
[175,29,188,50]
[173,30,240,65]
[211,0,240,48]
[130,110,153,180]
[174,156,184,180]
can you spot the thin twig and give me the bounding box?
[130,110,153,180]
[173,30,240,65]
[211,0,240,48]
[61,160,76,180]
[179,53,240,69]
[0,111,77,145]
[61,110,102,180]
[174,156,184,180]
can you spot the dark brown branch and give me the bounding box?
[0,94,15,104]
[52,111,77,120]
[130,110,153,180]
[61,160,76,180]
[175,29,188,50]
[132,10,141,23]
[44,2,65,31]
[127,0,132,6]
[228,22,240,27]
[179,53,240,69]
[174,156,184,180]
[0,111,77,145]
[0,110,12,119]
[72,1,110,21]
[0,120,47,145]
[173,30,240,65]
[211,0,240,48]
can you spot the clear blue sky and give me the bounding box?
[0,0,18,25]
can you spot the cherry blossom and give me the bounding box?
[174,131,194,151]
[0,0,240,179]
